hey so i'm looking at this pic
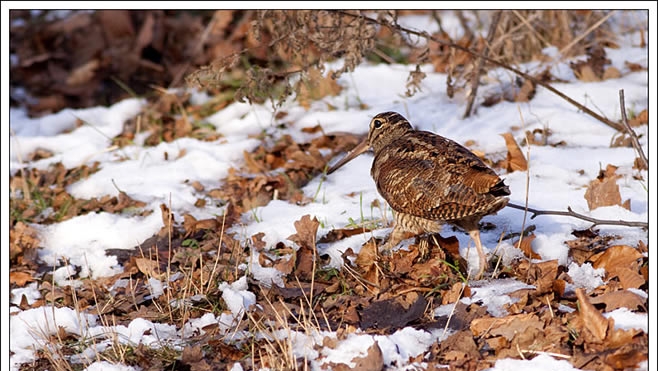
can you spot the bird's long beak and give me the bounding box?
[327,138,370,175]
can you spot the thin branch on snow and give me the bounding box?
[506,202,648,229]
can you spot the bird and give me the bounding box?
[327,111,510,279]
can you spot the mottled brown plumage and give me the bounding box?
[328,111,510,279]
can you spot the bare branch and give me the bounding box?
[506,202,647,229]
[337,10,625,132]
[619,89,648,169]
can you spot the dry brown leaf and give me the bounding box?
[513,259,559,295]
[602,66,621,80]
[10,271,36,287]
[438,329,480,366]
[442,282,466,305]
[584,164,625,210]
[288,214,320,250]
[513,79,536,102]
[501,133,528,172]
[355,238,380,290]
[605,347,648,370]
[287,215,320,280]
[470,313,544,340]
[301,124,324,134]
[571,45,610,82]
[624,60,646,72]
[135,258,162,279]
[318,227,372,244]
[359,294,426,330]
[328,340,384,371]
[591,245,645,289]
[10,222,41,265]
[589,290,646,312]
[574,64,600,81]
[575,288,609,342]
[515,233,541,259]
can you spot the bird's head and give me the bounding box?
[327,111,412,174]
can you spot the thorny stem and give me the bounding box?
[506,202,648,229]
[336,10,626,132]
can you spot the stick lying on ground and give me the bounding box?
[506,202,648,229]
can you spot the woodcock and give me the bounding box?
[328,111,510,279]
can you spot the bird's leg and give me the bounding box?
[468,229,487,280]
[378,224,408,254]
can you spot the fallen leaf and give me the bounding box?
[287,215,320,280]
[437,330,480,365]
[513,259,559,295]
[591,245,645,289]
[516,233,541,259]
[571,45,610,81]
[575,288,609,342]
[135,258,162,279]
[602,66,621,80]
[501,133,528,172]
[584,164,624,210]
[470,313,544,340]
[301,124,324,134]
[354,238,381,291]
[10,271,36,287]
[360,294,427,330]
[318,227,372,243]
[328,340,384,371]
[589,290,646,312]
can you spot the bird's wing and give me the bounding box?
[374,134,508,221]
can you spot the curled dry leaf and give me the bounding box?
[355,238,380,290]
[576,288,609,343]
[501,133,528,172]
[515,233,541,260]
[591,245,645,289]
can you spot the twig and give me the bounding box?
[506,202,647,228]
[336,11,625,132]
[463,10,501,118]
[618,89,648,169]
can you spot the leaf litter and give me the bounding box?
[8,10,649,371]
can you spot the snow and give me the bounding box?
[488,353,581,371]
[565,262,606,293]
[6,10,654,371]
[460,279,535,317]
[320,332,376,367]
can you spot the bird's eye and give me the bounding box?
[373,119,383,129]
